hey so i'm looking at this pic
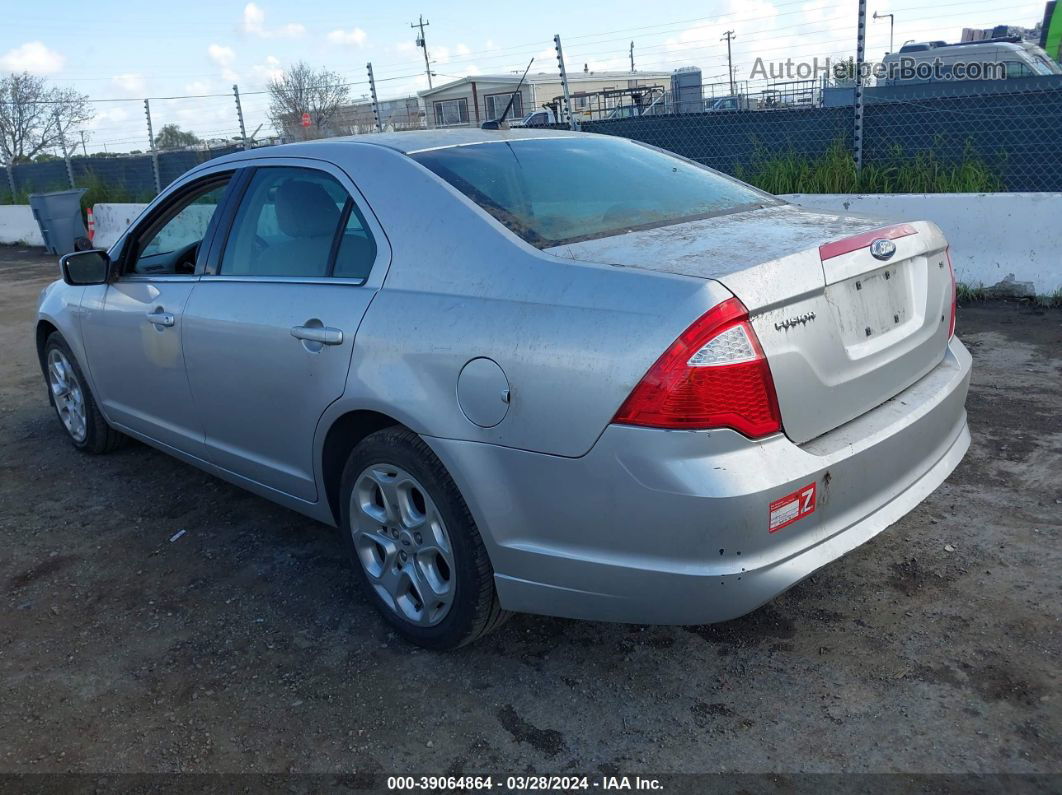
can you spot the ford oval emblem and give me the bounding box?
[870,238,897,260]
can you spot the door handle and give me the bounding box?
[146,310,175,327]
[290,325,343,346]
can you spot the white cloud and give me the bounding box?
[252,55,284,83]
[455,43,471,57]
[167,98,242,142]
[0,41,64,74]
[243,2,266,32]
[184,80,213,94]
[395,41,417,55]
[112,73,145,94]
[243,3,305,38]
[327,28,367,46]
[86,105,130,130]
[208,44,239,81]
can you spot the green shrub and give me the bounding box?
[735,138,1003,195]
[77,171,154,218]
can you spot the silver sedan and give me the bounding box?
[37,129,970,648]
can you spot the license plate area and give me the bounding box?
[826,258,919,350]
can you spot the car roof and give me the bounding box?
[229,127,586,161]
[359,127,584,153]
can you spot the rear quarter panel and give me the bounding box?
[326,143,732,457]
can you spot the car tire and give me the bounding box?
[339,426,509,649]
[43,334,125,454]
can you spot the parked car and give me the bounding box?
[509,108,557,127]
[37,129,970,649]
[706,95,747,111]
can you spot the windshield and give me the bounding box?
[1034,54,1061,75]
[410,137,776,247]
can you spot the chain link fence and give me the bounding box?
[4,39,1062,204]
[571,76,1062,192]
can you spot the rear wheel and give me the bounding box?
[43,334,124,454]
[339,426,509,649]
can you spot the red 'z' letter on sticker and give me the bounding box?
[769,482,817,533]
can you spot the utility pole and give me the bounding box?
[233,84,248,149]
[554,34,576,131]
[873,10,895,53]
[721,30,737,96]
[629,41,635,73]
[410,15,433,90]
[55,111,75,189]
[367,62,382,132]
[79,130,88,157]
[854,0,868,172]
[144,99,161,194]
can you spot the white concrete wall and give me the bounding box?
[782,192,1062,295]
[93,202,218,253]
[10,193,1059,295]
[0,205,46,246]
[92,203,147,250]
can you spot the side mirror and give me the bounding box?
[59,250,111,286]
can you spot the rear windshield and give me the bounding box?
[411,137,776,247]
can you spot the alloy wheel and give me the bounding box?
[350,464,456,626]
[47,348,87,443]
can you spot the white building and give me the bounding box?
[418,70,673,128]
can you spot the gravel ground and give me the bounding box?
[0,244,1059,777]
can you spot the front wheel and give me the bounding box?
[43,334,125,454]
[339,427,509,649]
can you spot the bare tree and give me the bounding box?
[267,61,350,140]
[0,72,93,164]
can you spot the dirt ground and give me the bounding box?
[1,244,1059,778]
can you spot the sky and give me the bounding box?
[2,0,1050,153]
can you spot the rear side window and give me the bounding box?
[219,166,375,279]
[333,203,378,280]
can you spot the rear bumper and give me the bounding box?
[428,337,972,624]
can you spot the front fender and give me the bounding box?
[36,281,98,398]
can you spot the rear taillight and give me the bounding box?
[613,297,782,438]
[945,247,956,339]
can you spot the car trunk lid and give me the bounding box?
[548,204,954,443]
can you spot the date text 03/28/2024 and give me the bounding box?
[385,775,664,790]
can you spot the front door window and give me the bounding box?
[129,178,231,276]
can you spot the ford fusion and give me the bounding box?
[37,129,970,648]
